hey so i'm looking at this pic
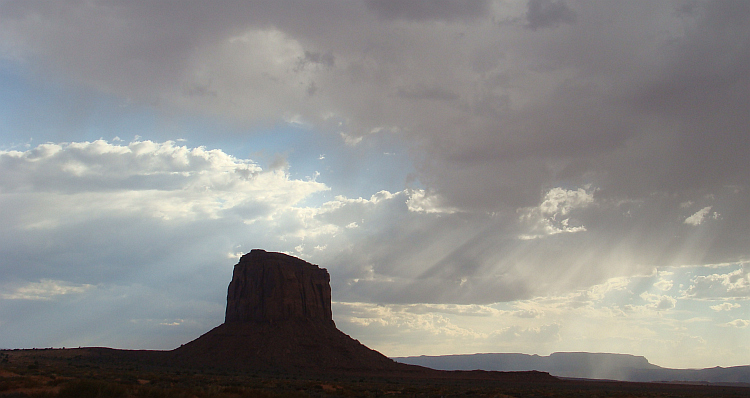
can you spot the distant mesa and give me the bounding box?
[394,352,750,384]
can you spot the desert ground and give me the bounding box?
[2,348,748,398]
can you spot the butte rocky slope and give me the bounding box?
[171,249,405,372]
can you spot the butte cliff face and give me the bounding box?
[225,249,333,325]
[171,249,406,373]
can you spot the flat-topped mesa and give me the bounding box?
[225,249,334,325]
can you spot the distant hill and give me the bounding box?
[393,352,750,384]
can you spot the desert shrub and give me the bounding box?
[0,379,17,391]
[264,390,310,398]
[0,392,55,398]
[0,376,44,391]
[27,392,57,398]
[219,385,245,394]
[46,377,67,387]
[57,379,127,398]
[133,385,202,398]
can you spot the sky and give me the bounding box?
[0,0,748,370]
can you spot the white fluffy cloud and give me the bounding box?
[0,140,326,224]
[654,279,674,292]
[684,206,715,226]
[517,187,594,239]
[722,319,749,328]
[0,279,94,301]
[683,264,750,299]
[406,189,460,214]
[639,292,677,311]
[710,302,741,311]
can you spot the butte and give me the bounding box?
[171,249,408,373]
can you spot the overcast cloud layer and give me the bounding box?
[0,0,748,369]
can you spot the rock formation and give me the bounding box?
[171,249,403,372]
[225,249,333,325]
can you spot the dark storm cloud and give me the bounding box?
[408,0,750,212]
[297,50,336,70]
[0,0,359,106]
[365,0,490,22]
[396,83,460,101]
[622,0,750,194]
[525,0,577,30]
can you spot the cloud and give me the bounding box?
[721,319,749,328]
[333,301,562,356]
[525,0,577,31]
[396,84,460,102]
[0,280,94,300]
[365,0,490,22]
[301,186,741,306]
[3,0,749,214]
[518,187,593,239]
[0,139,330,293]
[0,139,327,224]
[334,301,484,338]
[639,292,677,311]
[2,4,747,285]
[406,189,459,214]
[513,308,544,319]
[654,279,674,291]
[710,302,741,311]
[490,323,562,343]
[684,206,714,225]
[539,187,595,216]
[682,264,750,299]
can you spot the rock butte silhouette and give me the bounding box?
[171,249,556,381]
[171,249,398,372]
